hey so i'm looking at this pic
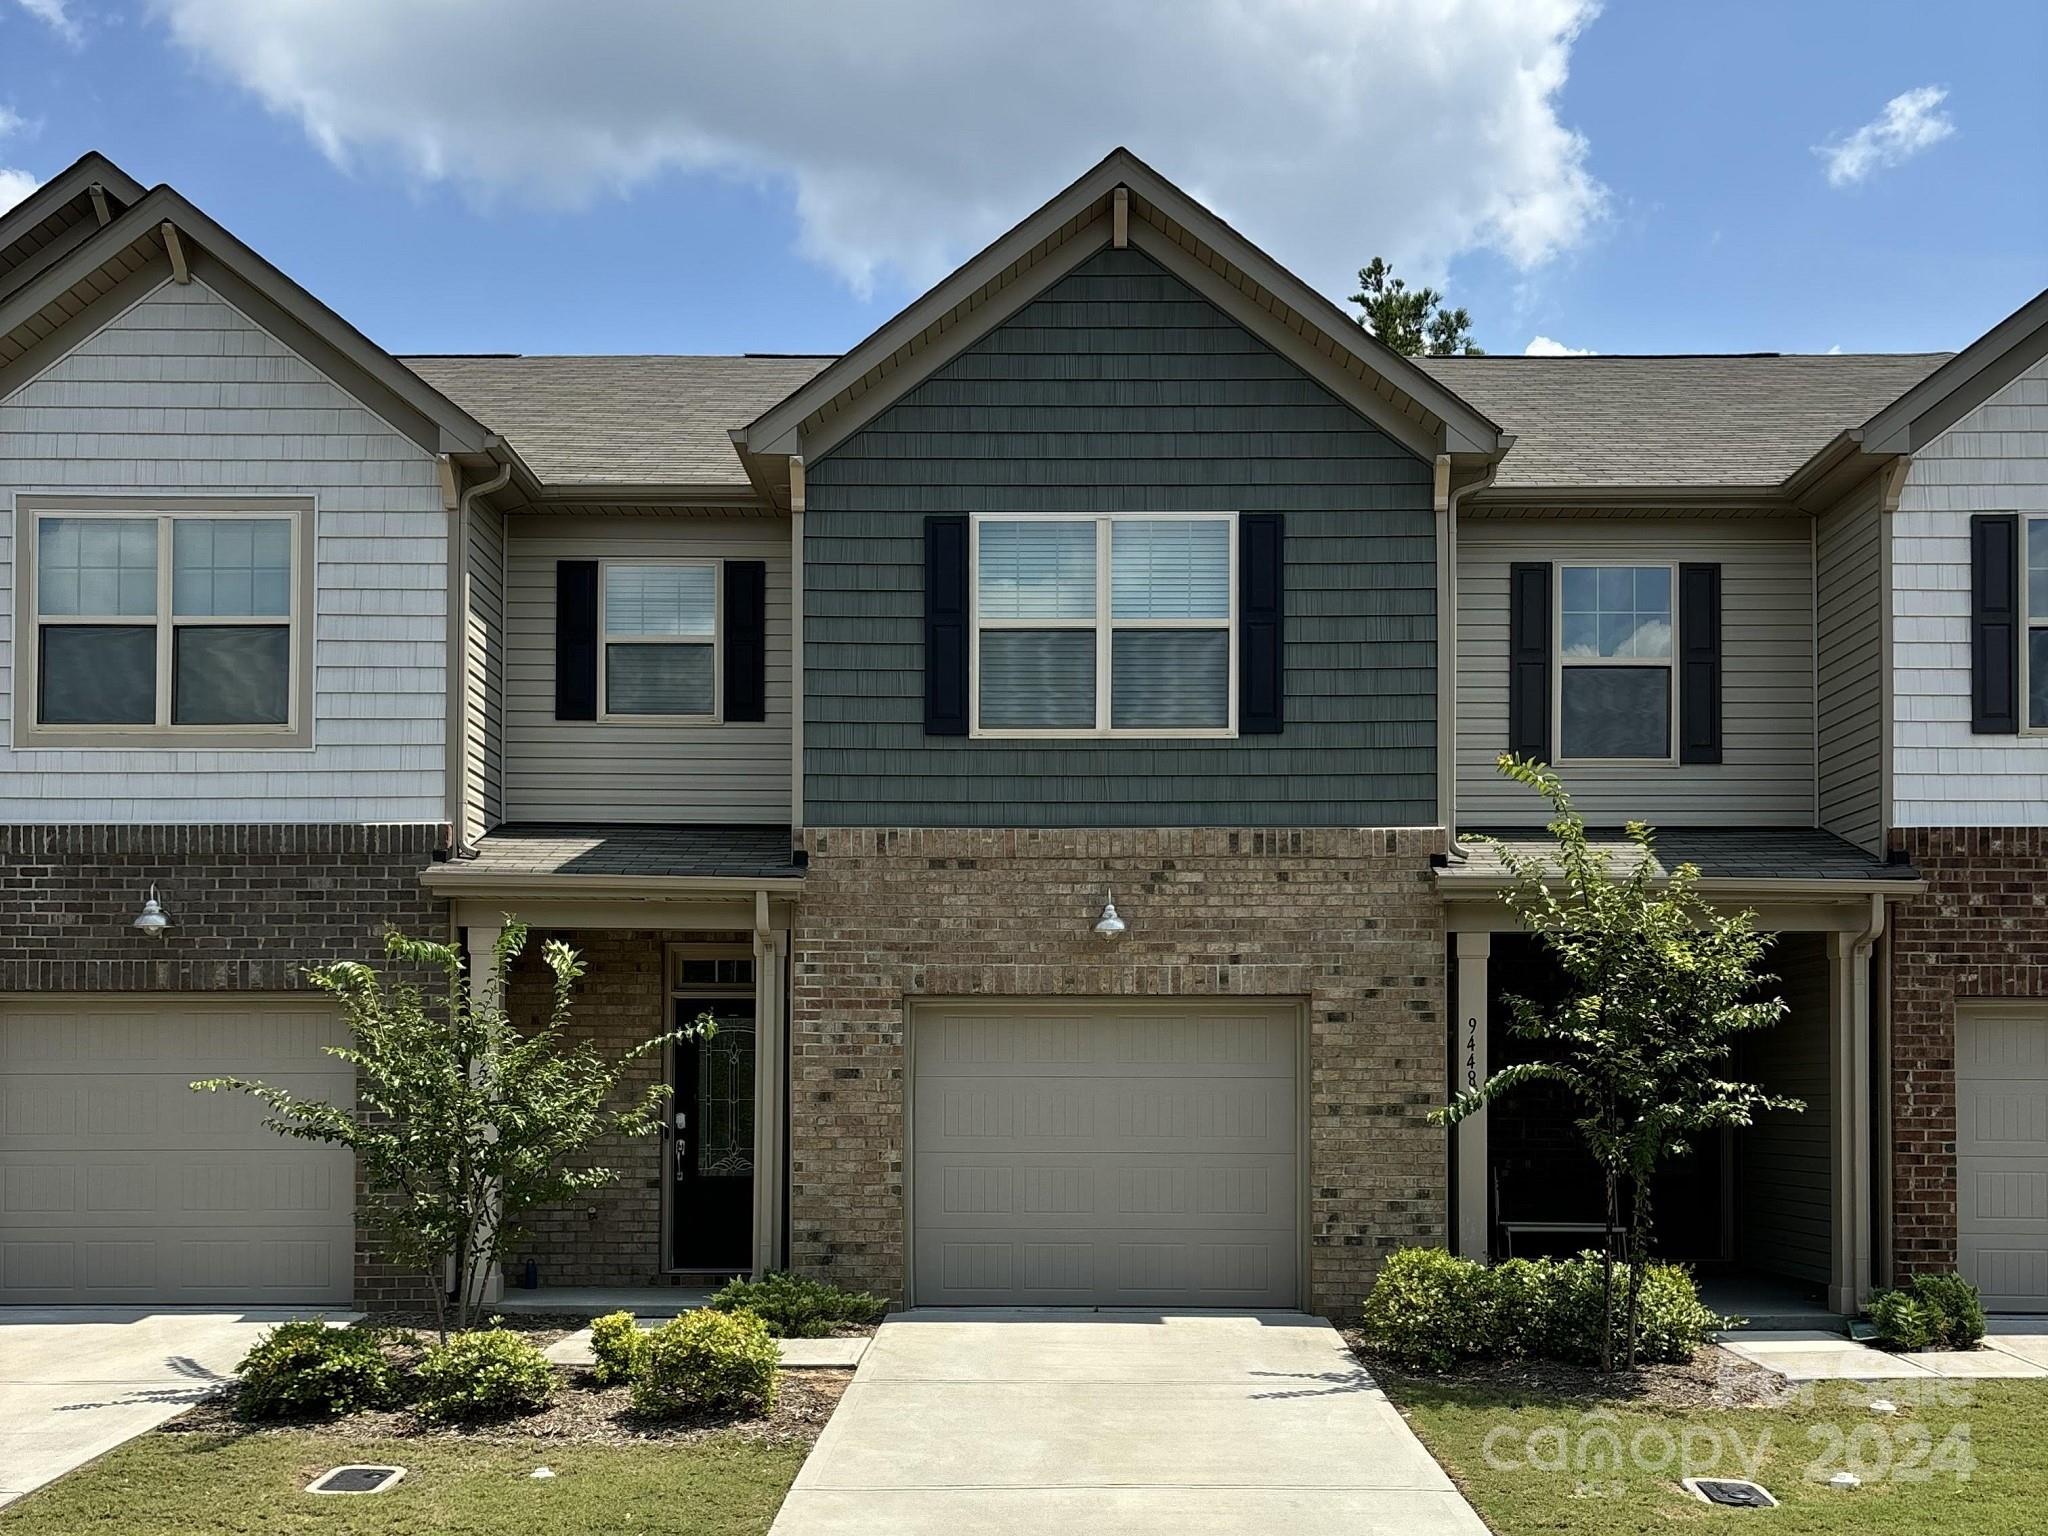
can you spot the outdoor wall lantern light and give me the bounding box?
[1093,893,1127,940]
[133,884,170,938]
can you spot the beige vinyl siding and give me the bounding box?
[502,511,791,823]
[1736,937,1832,1286]
[464,497,505,842]
[1815,480,1885,852]
[1893,355,2048,826]
[1458,515,1815,827]
[0,277,448,823]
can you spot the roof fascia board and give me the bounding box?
[785,214,1114,463]
[1116,158,1498,454]
[1437,873,1925,899]
[0,152,146,262]
[527,479,772,507]
[744,161,1119,454]
[419,867,805,898]
[1862,286,2048,454]
[0,252,173,405]
[1467,483,1797,510]
[0,201,122,308]
[1130,222,1441,464]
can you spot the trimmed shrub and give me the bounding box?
[589,1310,648,1387]
[414,1327,555,1422]
[632,1309,780,1416]
[1543,1253,1723,1367]
[1486,1257,1563,1360]
[1358,1247,1491,1371]
[235,1321,398,1421]
[707,1272,888,1339]
[1870,1273,1985,1352]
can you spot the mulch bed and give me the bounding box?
[1343,1332,1797,1411]
[162,1365,852,1449]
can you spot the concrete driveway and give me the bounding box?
[770,1309,1486,1535]
[0,1307,356,1508]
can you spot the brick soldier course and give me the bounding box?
[1887,826,2048,1277]
[788,825,1449,1316]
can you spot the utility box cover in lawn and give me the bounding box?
[307,1465,406,1495]
[1682,1477,1777,1507]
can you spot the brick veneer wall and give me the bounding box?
[0,823,451,1307]
[789,826,1448,1317]
[1888,827,2048,1276]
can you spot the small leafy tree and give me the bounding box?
[194,924,694,1338]
[1349,256,1484,356]
[1433,758,1800,1368]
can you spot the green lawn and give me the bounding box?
[0,1432,806,1536]
[1386,1376,2048,1534]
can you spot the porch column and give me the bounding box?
[751,925,788,1279]
[464,922,506,1306]
[1454,930,1491,1259]
[1827,928,1875,1314]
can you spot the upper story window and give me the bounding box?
[18,499,311,748]
[2026,517,2048,732]
[601,560,718,719]
[971,513,1235,737]
[1556,563,1674,762]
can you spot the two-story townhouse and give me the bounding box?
[0,155,497,1305]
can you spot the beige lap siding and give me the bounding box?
[789,826,1448,1317]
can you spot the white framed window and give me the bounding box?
[20,501,311,747]
[970,512,1236,738]
[599,558,720,721]
[2027,517,2048,733]
[1554,562,1676,763]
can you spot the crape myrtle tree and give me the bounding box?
[193,923,703,1339]
[1433,757,1801,1370]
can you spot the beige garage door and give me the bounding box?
[1957,1006,2048,1312]
[910,1001,1301,1308]
[0,1000,355,1305]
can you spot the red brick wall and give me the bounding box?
[1887,827,2048,1275]
[789,826,1449,1317]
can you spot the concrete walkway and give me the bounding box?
[544,1324,868,1369]
[1719,1322,2048,1381]
[768,1309,1487,1535]
[0,1306,358,1508]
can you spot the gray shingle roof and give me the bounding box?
[399,355,834,489]
[456,823,800,880]
[1415,353,1950,491]
[1445,827,1918,884]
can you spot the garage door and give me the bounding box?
[1957,1007,2048,1312]
[910,1001,1301,1308]
[0,1000,355,1305]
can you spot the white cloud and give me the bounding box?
[12,0,81,44]
[1818,86,1954,187]
[1826,343,1843,355]
[149,0,1607,300]
[0,168,39,214]
[1524,334,1595,356]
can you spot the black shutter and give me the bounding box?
[555,560,598,721]
[722,560,767,722]
[1679,563,1723,764]
[1971,513,2020,734]
[1507,562,1551,762]
[1239,513,1285,734]
[924,516,969,735]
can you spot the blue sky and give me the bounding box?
[1,0,2042,360]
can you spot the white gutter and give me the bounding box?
[1438,457,1496,862]
[446,451,514,850]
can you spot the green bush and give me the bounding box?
[589,1310,649,1387]
[414,1327,555,1422]
[234,1321,398,1421]
[1359,1246,1723,1371]
[1358,1247,1492,1370]
[707,1271,888,1339]
[1870,1273,1985,1352]
[632,1309,780,1416]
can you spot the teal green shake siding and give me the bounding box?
[802,246,1436,828]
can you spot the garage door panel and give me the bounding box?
[1958,1007,2048,1312]
[0,1002,355,1305]
[912,1003,1300,1308]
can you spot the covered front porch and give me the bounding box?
[422,823,802,1292]
[1438,828,1923,1316]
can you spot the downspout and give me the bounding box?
[1849,890,1887,1310]
[1438,458,1497,862]
[448,451,515,855]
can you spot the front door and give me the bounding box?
[671,995,757,1272]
